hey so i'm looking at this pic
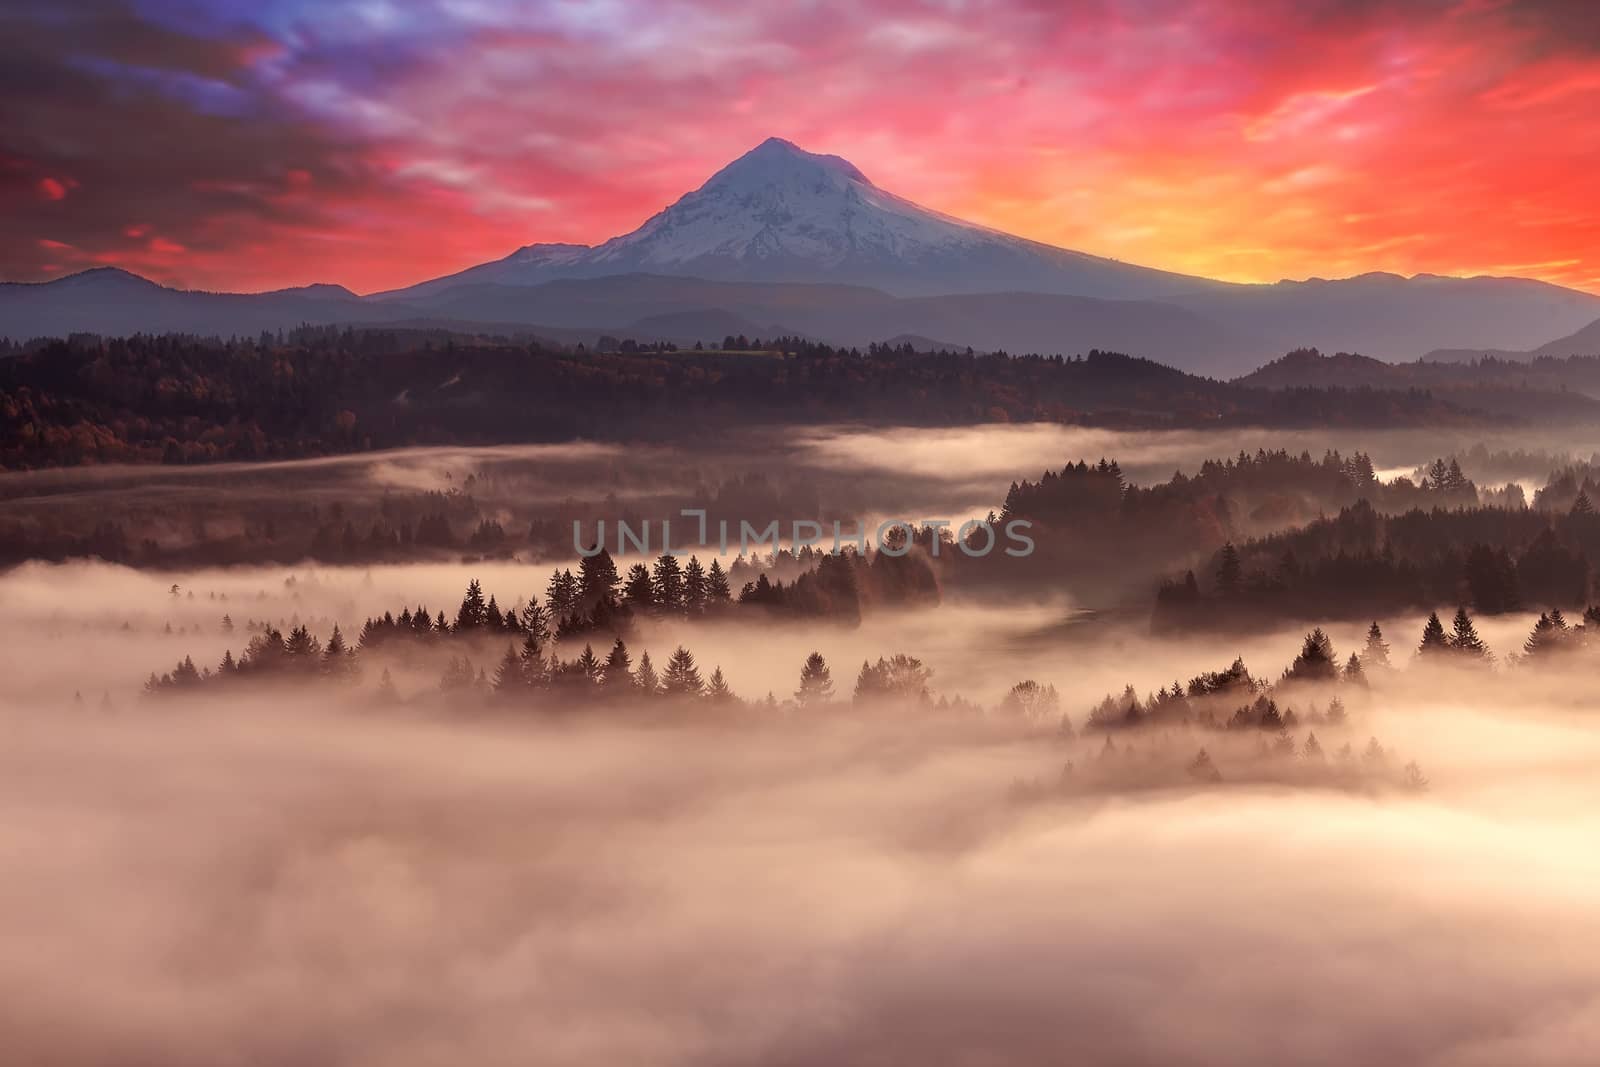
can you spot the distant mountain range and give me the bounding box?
[1423,316,1600,363]
[5,137,1600,377]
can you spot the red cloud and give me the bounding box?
[2,0,1598,293]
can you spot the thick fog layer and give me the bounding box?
[4,553,1600,1064]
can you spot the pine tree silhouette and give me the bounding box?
[574,644,602,682]
[1363,621,1391,668]
[706,667,735,704]
[662,646,703,697]
[634,651,660,696]
[601,638,632,690]
[623,564,655,610]
[1448,607,1490,659]
[795,652,835,708]
[455,579,488,631]
[706,559,733,604]
[683,556,708,614]
[653,555,686,613]
[1417,612,1450,657]
[493,644,524,694]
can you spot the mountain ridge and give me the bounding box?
[6,137,1600,372]
[1423,315,1600,363]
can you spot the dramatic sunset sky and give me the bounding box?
[4,0,1597,294]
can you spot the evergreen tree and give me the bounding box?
[242,626,287,672]
[170,655,201,687]
[519,631,547,687]
[1258,698,1284,731]
[485,595,505,630]
[706,558,733,604]
[1424,457,1450,492]
[1302,731,1325,761]
[455,578,489,631]
[683,556,708,614]
[852,654,932,707]
[634,650,660,696]
[574,643,602,682]
[653,555,686,613]
[285,624,321,669]
[1448,606,1490,660]
[795,652,835,708]
[519,595,551,646]
[578,548,622,610]
[1285,628,1338,682]
[601,638,632,691]
[1572,490,1594,517]
[706,666,735,704]
[221,614,234,633]
[1343,653,1366,686]
[1362,621,1391,669]
[376,668,399,702]
[662,646,703,697]
[321,624,353,679]
[623,563,655,610]
[853,659,882,704]
[1417,612,1450,657]
[1523,611,1571,657]
[493,644,524,695]
[545,569,579,620]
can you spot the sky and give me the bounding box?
[3,0,1598,295]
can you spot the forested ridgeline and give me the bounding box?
[962,449,1497,599]
[1155,493,1600,627]
[0,329,1489,469]
[1240,348,1600,403]
[1000,449,1479,533]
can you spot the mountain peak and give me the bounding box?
[46,267,161,290]
[702,137,874,193]
[263,282,359,300]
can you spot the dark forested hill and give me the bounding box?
[1235,347,1600,418]
[0,330,1491,469]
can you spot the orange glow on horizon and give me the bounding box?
[4,0,1598,295]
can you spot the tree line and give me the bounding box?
[1156,495,1600,627]
[2,329,1485,469]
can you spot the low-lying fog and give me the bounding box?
[9,422,1599,537]
[4,556,1600,1064]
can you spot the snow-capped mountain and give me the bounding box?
[382,137,1221,301]
[9,138,1600,373]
